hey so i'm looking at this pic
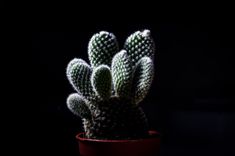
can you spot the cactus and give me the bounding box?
[66,30,155,140]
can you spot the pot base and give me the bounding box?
[76,130,160,156]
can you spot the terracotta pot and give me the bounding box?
[76,130,160,156]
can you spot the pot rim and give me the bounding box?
[76,130,160,143]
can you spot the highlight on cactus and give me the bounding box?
[66,29,155,140]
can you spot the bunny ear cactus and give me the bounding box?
[66,29,156,140]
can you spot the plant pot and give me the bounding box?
[76,130,160,156]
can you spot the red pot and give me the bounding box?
[76,130,160,156]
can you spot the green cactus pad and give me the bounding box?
[67,93,91,119]
[111,50,133,99]
[66,58,86,79]
[66,59,95,101]
[91,65,112,100]
[132,57,154,104]
[124,29,155,67]
[88,31,119,68]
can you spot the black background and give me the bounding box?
[31,23,235,156]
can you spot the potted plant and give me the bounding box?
[66,30,160,156]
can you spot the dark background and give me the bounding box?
[31,23,235,156]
